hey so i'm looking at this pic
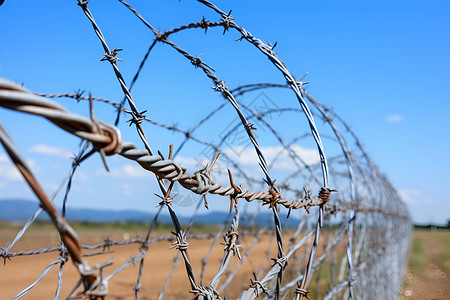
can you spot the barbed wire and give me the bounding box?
[0,1,412,299]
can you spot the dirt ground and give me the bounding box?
[1,226,449,299]
[399,230,450,300]
[0,226,281,299]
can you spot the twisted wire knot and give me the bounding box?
[200,16,209,33]
[156,31,168,43]
[260,43,277,56]
[244,122,257,131]
[221,10,234,34]
[286,78,310,89]
[191,57,202,67]
[102,234,113,251]
[125,109,147,126]
[222,230,241,258]
[170,230,189,251]
[267,186,282,209]
[158,197,173,207]
[190,285,221,300]
[212,81,227,93]
[249,272,268,296]
[101,48,123,63]
[133,283,142,293]
[74,89,85,102]
[0,247,11,264]
[58,245,69,265]
[270,254,288,270]
[128,255,140,266]
[77,0,89,7]
[318,187,336,204]
[295,287,311,299]
[92,123,122,156]
[192,169,213,195]
[140,241,149,252]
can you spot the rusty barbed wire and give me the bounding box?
[0,79,330,212]
[0,1,412,299]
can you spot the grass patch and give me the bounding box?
[410,239,423,267]
[438,233,450,274]
[409,238,427,277]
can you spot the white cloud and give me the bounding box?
[399,189,423,204]
[223,145,320,171]
[121,183,133,196]
[74,170,90,182]
[174,144,320,184]
[121,164,150,177]
[0,154,8,163]
[0,163,22,180]
[44,182,60,193]
[96,163,151,178]
[30,144,73,159]
[0,154,22,181]
[386,114,405,123]
[174,156,208,171]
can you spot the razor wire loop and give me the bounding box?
[116,0,279,203]
[0,77,412,298]
[0,80,274,206]
[0,0,413,298]
[0,76,414,298]
[196,0,330,187]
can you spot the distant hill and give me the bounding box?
[0,199,299,227]
[0,199,41,221]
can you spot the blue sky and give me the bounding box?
[0,0,449,225]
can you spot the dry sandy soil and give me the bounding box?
[1,226,449,299]
[399,230,450,300]
[0,226,282,299]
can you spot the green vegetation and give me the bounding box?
[436,231,450,274]
[409,238,424,272]
[407,229,450,280]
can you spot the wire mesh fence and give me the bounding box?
[0,1,412,299]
